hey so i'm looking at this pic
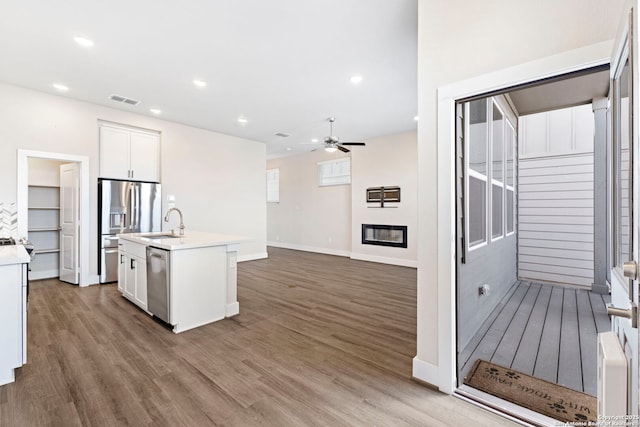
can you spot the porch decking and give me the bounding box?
[459,280,611,396]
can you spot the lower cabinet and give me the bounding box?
[0,263,27,386]
[118,241,148,311]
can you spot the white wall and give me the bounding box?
[0,83,267,284]
[28,158,66,187]
[267,131,418,266]
[351,131,417,266]
[267,150,352,256]
[518,105,595,288]
[416,0,625,390]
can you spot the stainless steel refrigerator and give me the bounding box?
[98,179,162,283]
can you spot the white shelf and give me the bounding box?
[28,185,60,278]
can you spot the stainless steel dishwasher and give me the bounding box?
[146,246,170,323]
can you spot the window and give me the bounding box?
[318,157,351,186]
[467,99,488,248]
[491,102,504,240]
[614,54,632,269]
[465,96,516,253]
[266,168,279,202]
[505,121,515,235]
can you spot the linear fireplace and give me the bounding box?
[361,224,408,248]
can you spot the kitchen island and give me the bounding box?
[117,230,247,333]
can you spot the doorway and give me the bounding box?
[455,83,613,426]
[16,150,91,287]
[439,61,608,426]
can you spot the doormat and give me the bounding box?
[464,359,597,424]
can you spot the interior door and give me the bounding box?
[59,163,79,284]
[608,0,639,415]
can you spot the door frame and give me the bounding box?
[16,150,91,287]
[413,41,613,393]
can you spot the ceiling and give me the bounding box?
[0,0,418,158]
[508,67,610,116]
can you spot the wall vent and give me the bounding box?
[109,94,140,106]
[274,132,290,138]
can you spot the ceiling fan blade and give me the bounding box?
[337,145,350,153]
[340,142,365,146]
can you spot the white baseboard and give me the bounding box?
[267,241,351,258]
[29,270,59,281]
[226,302,240,317]
[83,274,101,287]
[350,252,417,268]
[412,357,442,391]
[238,252,268,262]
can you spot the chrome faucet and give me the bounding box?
[164,207,185,236]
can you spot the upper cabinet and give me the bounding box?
[99,124,160,182]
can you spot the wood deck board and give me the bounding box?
[532,286,564,384]
[510,285,552,375]
[491,283,541,368]
[458,281,521,374]
[590,292,612,333]
[462,281,610,396]
[577,290,599,395]
[460,282,529,379]
[557,289,583,391]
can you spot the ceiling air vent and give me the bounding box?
[109,94,140,106]
[274,132,290,138]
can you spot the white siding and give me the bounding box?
[518,105,594,288]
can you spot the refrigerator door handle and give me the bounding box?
[133,184,139,230]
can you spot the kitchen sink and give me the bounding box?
[143,234,183,240]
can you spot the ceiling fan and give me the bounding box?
[307,117,366,153]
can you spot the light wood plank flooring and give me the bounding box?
[459,280,611,396]
[0,247,517,427]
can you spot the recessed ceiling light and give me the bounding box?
[74,35,94,47]
[285,147,292,151]
[414,115,419,121]
[150,108,162,115]
[53,83,69,92]
[193,79,207,88]
[311,138,319,143]
[349,74,363,84]
[237,116,248,125]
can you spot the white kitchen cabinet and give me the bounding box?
[118,240,148,311]
[99,124,160,182]
[0,247,30,386]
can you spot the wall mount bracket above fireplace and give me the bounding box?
[366,186,400,208]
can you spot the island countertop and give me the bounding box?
[117,230,250,251]
[0,245,31,266]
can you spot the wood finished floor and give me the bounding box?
[0,247,517,427]
[459,280,611,396]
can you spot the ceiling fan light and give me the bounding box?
[325,145,338,153]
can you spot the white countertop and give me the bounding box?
[0,245,31,266]
[117,230,250,251]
